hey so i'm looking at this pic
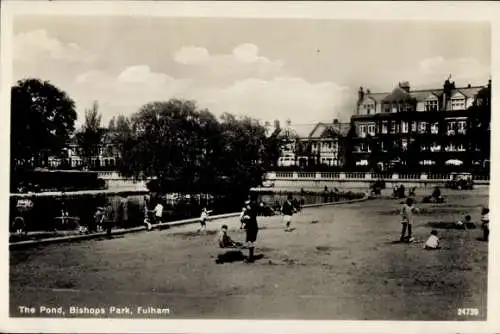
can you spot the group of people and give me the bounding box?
[216,194,299,263]
[399,197,490,249]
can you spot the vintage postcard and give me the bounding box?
[1,1,499,333]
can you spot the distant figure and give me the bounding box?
[239,205,247,229]
[456,215,474,229]
[13,216,26,235]
[409,187,416,197]
[281,194,295,232]
[94,206,105,232]
[424,230,441,250]
[432,186,441,200]
[198,207,212,233]
[481,208,489,241]
[400,197,418,242]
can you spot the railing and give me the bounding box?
[267,171,490,182]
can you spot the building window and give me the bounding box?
[380,141,386,152]
[445,144,455,152]
[368,124,376,136]
[418,122,427,134]
[451,98,465,110]
[360,143,371,153]
[411,122,417,132]
[425,99,438,111]
[457,121,467,134]
[383,104,391,113]
[420,144,429,151]
[400,103,413,112]
[358,125,367,138]
[381,121,388,134]
[401,121,409,134]
[447,122,456,135]
[365,103,375,115]
[431,122,439,134]
[391,104,398,113]
[430,143,441,152]
[457,143,466,152]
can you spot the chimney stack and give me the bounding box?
[274,119,280,130]
[358,87,365,103]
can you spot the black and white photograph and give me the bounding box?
[1,1,499,333]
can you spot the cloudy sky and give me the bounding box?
[13,17,490,126]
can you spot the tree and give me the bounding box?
[76,101,105,168]
[118,99,276,202]
[11,78,77,170]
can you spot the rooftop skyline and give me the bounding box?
[13,17,490,126]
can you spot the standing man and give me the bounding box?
[243,193,259,263]
[281,194,295,232]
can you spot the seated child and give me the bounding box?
[481,207,489,241]
[424,230,441,250]
[218,225,241,248]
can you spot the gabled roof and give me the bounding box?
[455,86,482,98]
[450,90,466,99]
[310,122,328,138]
[364,84,485,103]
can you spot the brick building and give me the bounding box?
[349,77,491,173]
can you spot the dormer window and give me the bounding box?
[451,97,465,110]
[425,99,438,111]
[364,103,375,115]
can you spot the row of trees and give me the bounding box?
[11,78,280,199]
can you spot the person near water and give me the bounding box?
[154,199,164,226]
[242,193,259,263]
[281,194,295,232]
[400,197,419,242]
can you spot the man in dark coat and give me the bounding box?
[242,193,259,263]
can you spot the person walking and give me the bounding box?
[281,194,295,232]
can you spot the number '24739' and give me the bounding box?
[457,308,479,316]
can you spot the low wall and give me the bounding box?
[264,171,489,190]
[271,179,446,189]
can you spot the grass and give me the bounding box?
[10,188,488,320]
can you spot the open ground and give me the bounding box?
[10,187,489,320]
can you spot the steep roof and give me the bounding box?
[364,84,485,103]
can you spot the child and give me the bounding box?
[282,194,295,232]
[481,207,489,241]
[198,207,212,232]
[400,197,418,242]
[218,225,241,248]
[154,200,164,225]
[94,207,105,232]
[424,230,441,250]
[239,205,247,229]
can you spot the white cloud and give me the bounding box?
[197,77,348,124]
[173,46,210,65]
[418,56,490,85]
[172,43,285,85]
[14,29,96,64]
